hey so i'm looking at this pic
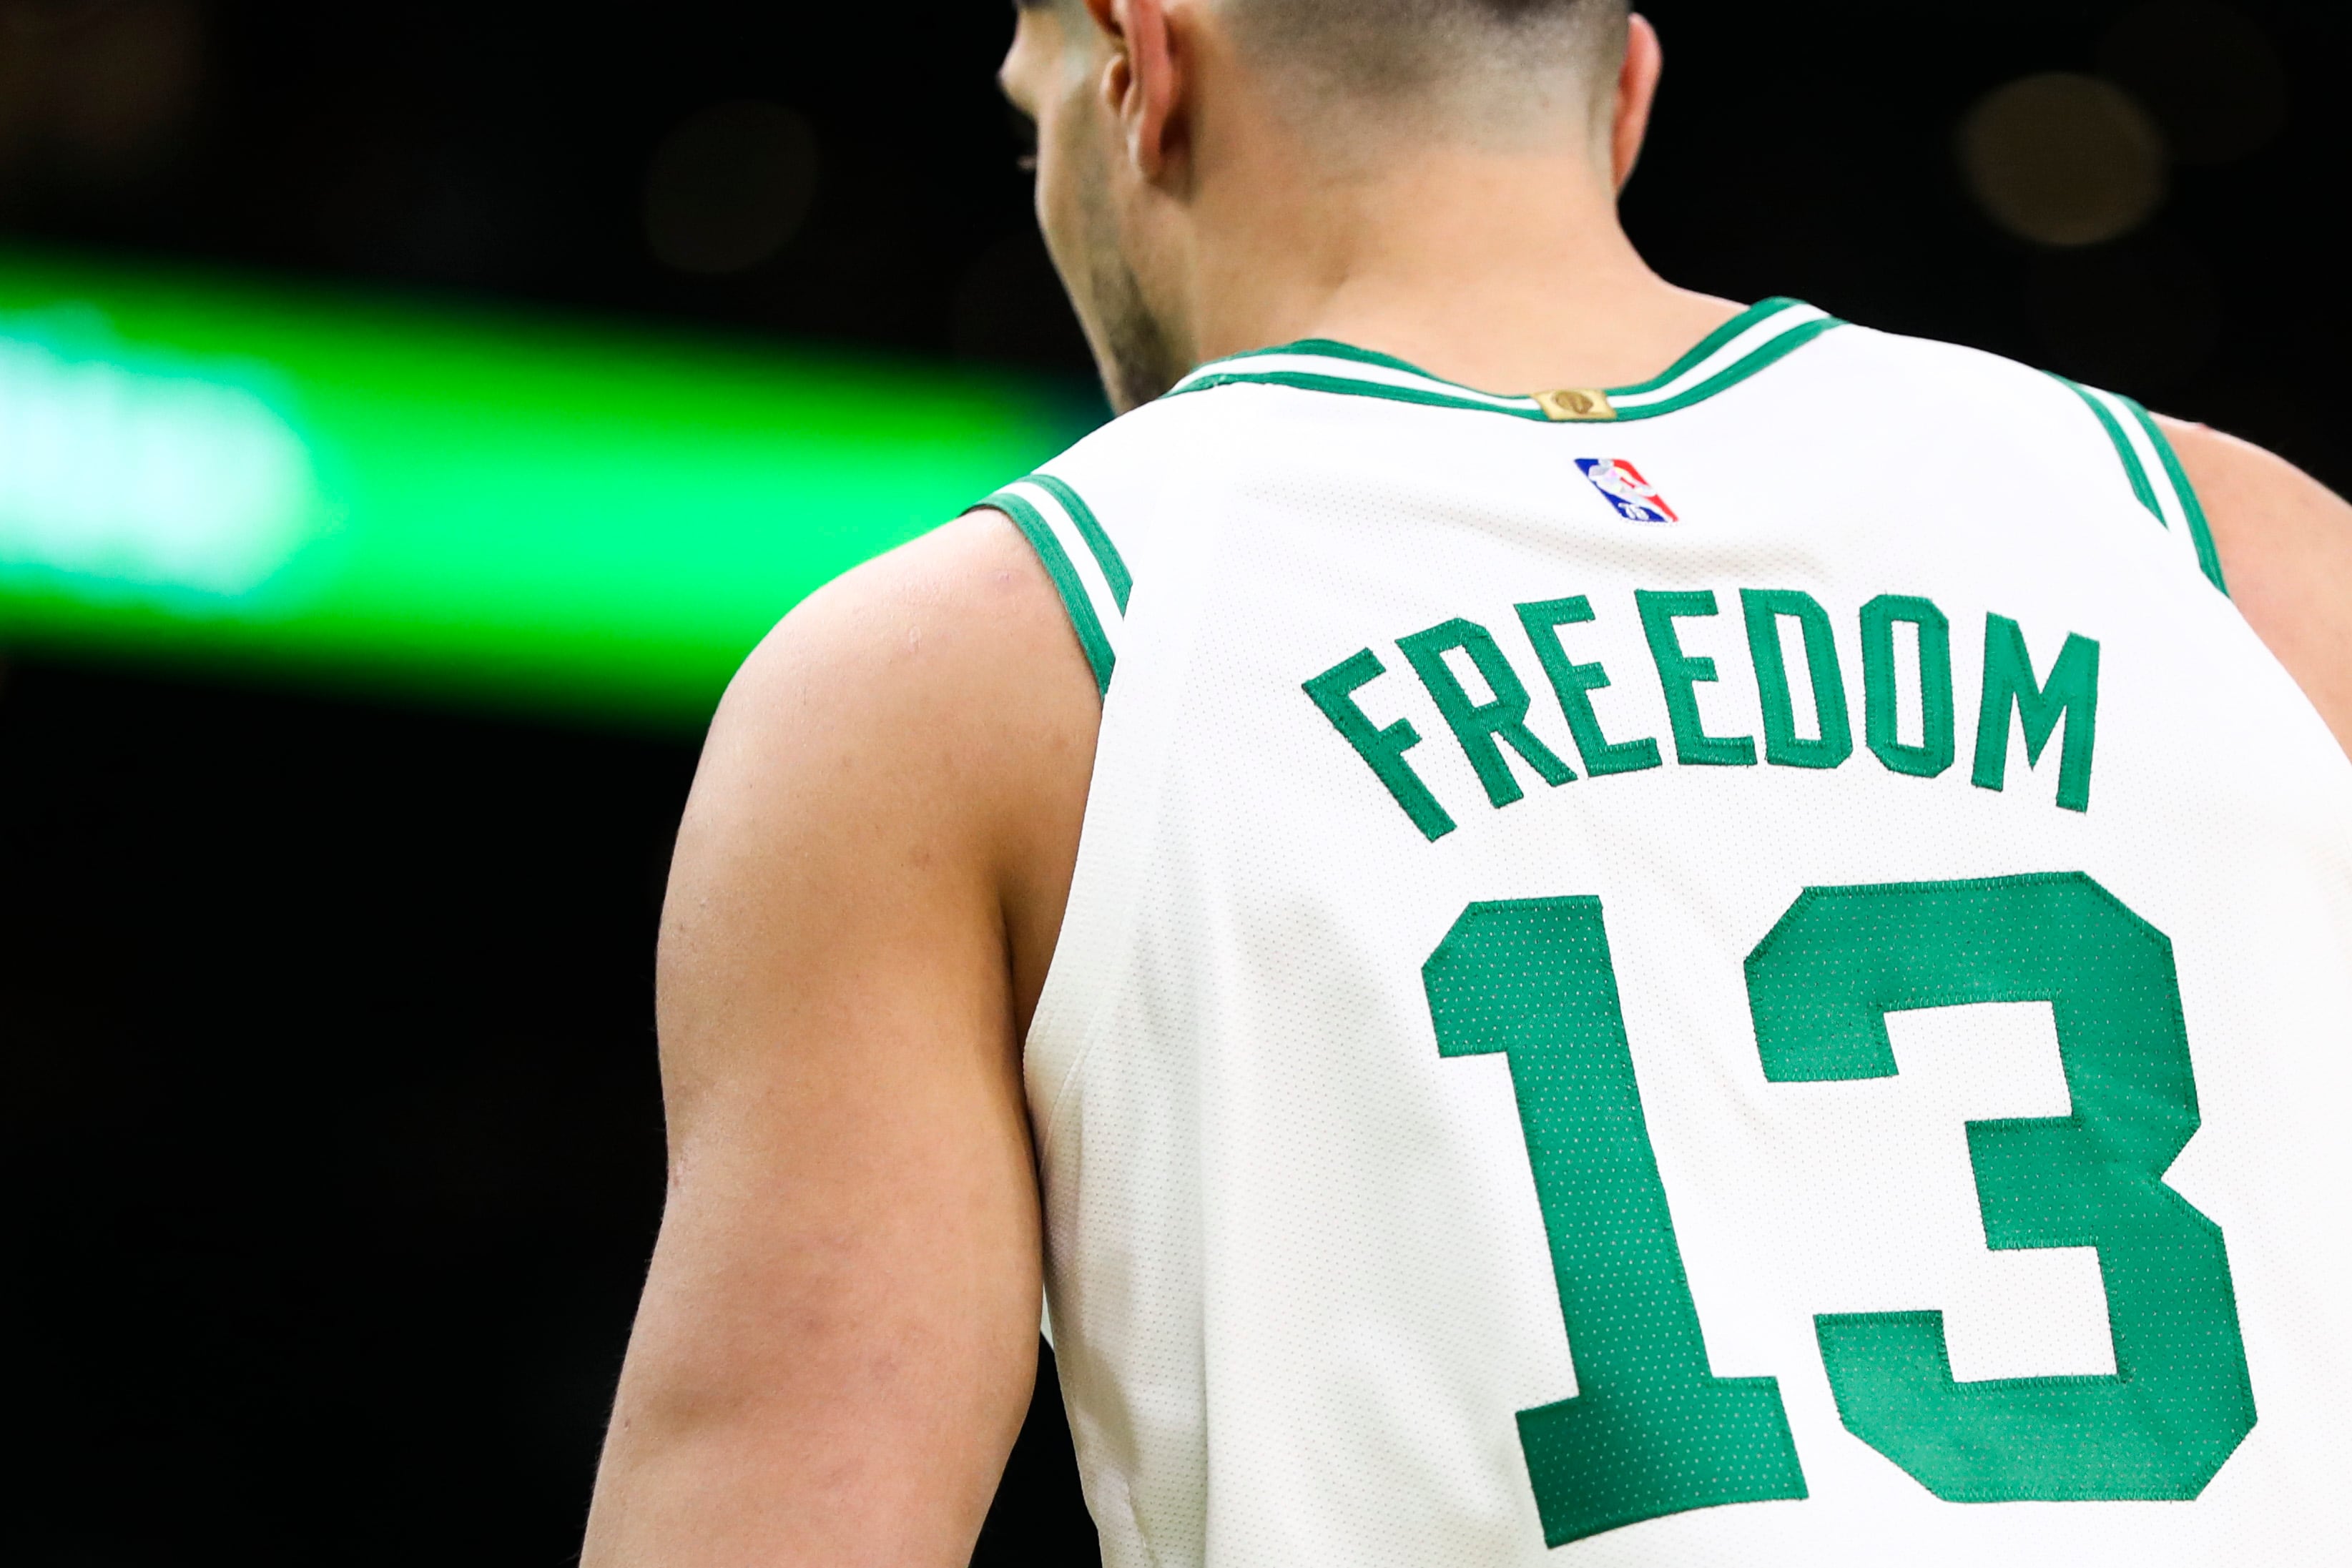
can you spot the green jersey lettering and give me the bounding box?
[1972,615,2100,814]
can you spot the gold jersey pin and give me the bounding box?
[1532,388,1618,422]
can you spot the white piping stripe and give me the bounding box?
[1608,303,1830,410]
[1172,352,1532,408]
[2083,385,2202,573]
[1004,479,1125,652]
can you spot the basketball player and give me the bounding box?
[581,2,2352,1563]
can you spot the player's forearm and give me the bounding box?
[584,1424,995,1566]
[584,1394,1026,1566]
[581,1230,1040,1567]
[581,1033,1046,1566]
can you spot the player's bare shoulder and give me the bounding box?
[671,509,1100,1046]
[2157,416,2352,755]
[714,506,1101,787]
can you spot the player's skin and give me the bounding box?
[579,3,2352,1563]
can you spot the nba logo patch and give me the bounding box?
[1575,458,1679,524]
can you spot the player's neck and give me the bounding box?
[1180,138,1738,396]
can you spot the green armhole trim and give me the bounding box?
[2123,397,2229,595]
[978,489,1117,696]
[2060,378,2165,515]
[2056,377,2229,596]
[1166,298,1845,425]
[1027,472,1132,611]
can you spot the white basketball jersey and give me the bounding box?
[978,300,2352,1567]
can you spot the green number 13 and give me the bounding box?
[1423,873,2255,1548]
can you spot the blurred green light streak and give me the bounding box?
[0,250,1101,726]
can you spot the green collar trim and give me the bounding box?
[1167,297,1844,423]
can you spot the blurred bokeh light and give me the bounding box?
[0,252,1095,721]
[642,99,818,276]
[2099,0,2288,167]
[0,0,205,193]
[1960,73,2168,247]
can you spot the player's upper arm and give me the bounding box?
[2160,416,2352,757]
[581,510,1099,1568]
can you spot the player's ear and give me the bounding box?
[1084,0,1186,182]
[1610,14,1665,192]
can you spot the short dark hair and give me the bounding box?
[1229,0,1629,104]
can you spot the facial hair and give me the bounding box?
[1062,137,1187,415]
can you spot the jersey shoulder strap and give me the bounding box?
[1821,322,2228,596]
[969,392,1236,697]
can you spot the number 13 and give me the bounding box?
[1422,873,2256,1548]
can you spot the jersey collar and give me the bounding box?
[1165,297,1842,423]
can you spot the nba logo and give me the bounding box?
[1576,458,1679,524]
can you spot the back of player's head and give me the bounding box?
[1224,0,1630,137]
[1015,0,1630,139]
[1001,0,1648,411]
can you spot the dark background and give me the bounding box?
[0,1,2340,1562]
